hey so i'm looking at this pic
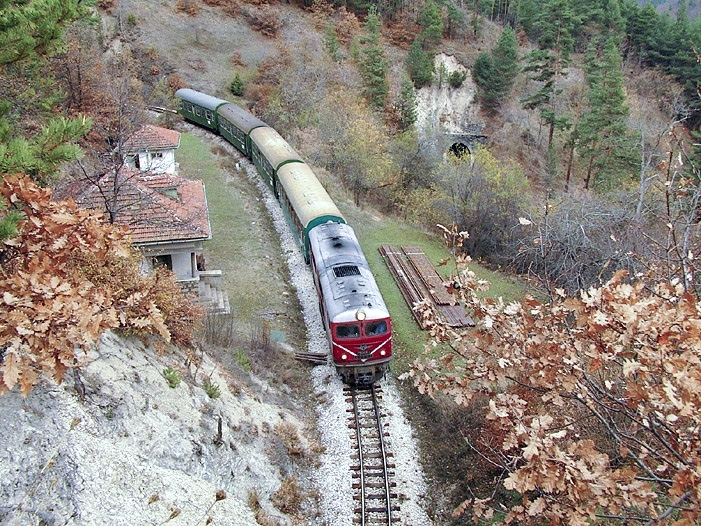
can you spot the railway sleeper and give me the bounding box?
[353,451,385,459]
[352,517,401,525]
[354,498,398,509]
[353,481,397,489]
[351,465,396,473]
[355,450,393,459]
[351,469,395,477]
[355,504,401,524]
[359,422,382,429]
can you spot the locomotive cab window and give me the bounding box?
[336,324,361,338]
[365,320,388,336]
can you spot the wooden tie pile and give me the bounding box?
[379,245,474,329]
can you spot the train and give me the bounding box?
[174,88,392,385]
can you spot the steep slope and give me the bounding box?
[1,332,313,525]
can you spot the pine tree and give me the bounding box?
[521,0,574,147]
[625,2,658,64]
[577,37,636,190]
[1,0,92,242]
[522,50,563,147]
[357,6,389,109]
[445,3,464,40]
[418,0,443,49]
[473,26,519,113]
[230,73,244,96]
[515,0,543,38]
[396,76,418,131]
[406,39,434,88]
[324,22,341,62]
[535,0,575,54]
[0,0,91,66]
[473,51,498,110]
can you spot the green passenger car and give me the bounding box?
[175,88,228,131]
[217,103,267,156]
[249,127,303,193]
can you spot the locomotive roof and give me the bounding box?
[308,222,389,323]
[277,163,345,229]
[175,88,229,111]
[217,103,267,133]
[249,127,303,170]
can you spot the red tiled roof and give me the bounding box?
[123,125,181,152]
[70,169,211,244]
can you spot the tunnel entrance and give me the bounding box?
[450,142,470,158]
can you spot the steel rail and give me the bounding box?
[351,389,367,526]
[370,384,393,525]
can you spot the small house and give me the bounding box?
[57,124,229,314]
[122,124,180,175]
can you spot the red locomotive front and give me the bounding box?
[331,308,392,384]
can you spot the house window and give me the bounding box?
[152,255,172,271]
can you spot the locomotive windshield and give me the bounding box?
[336,324,360,338]
[365,320,388,336]
[336,320,388,339]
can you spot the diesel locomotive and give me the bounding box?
[175,88,392,385]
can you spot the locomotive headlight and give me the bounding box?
[380,350,386,356]
[356,309,366,321]
[341,354,348,360]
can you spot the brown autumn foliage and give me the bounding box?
[0,175,204,396]
[403,232,701,525]
[244,4,283,37]
[175,0,199,16]
[334,6,360,45]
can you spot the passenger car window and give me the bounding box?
[365,321,388,336]
[337,324,360,338]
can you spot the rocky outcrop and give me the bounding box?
[0,332,310,526]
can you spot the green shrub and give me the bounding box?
[230,73,244,97]
[203,378,221,399]
[235,349,251,372]
[448,70,467,88]
[162,367,181,388]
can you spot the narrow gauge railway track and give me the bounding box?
[346,385,400,525]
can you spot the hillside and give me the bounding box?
[3,0,700,524]
[644,0,701,19]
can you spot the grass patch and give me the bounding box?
[177,133,301,332]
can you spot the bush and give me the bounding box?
[245,5,282,38]
[0,176,201,396]
[230,73,244,97]
[448,70,467,88]
[162,367,181,388]
[271,476,302,514]
[203,378,221,399]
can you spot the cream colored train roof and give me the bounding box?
[277,162,345,228]
[249,126,303,170]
